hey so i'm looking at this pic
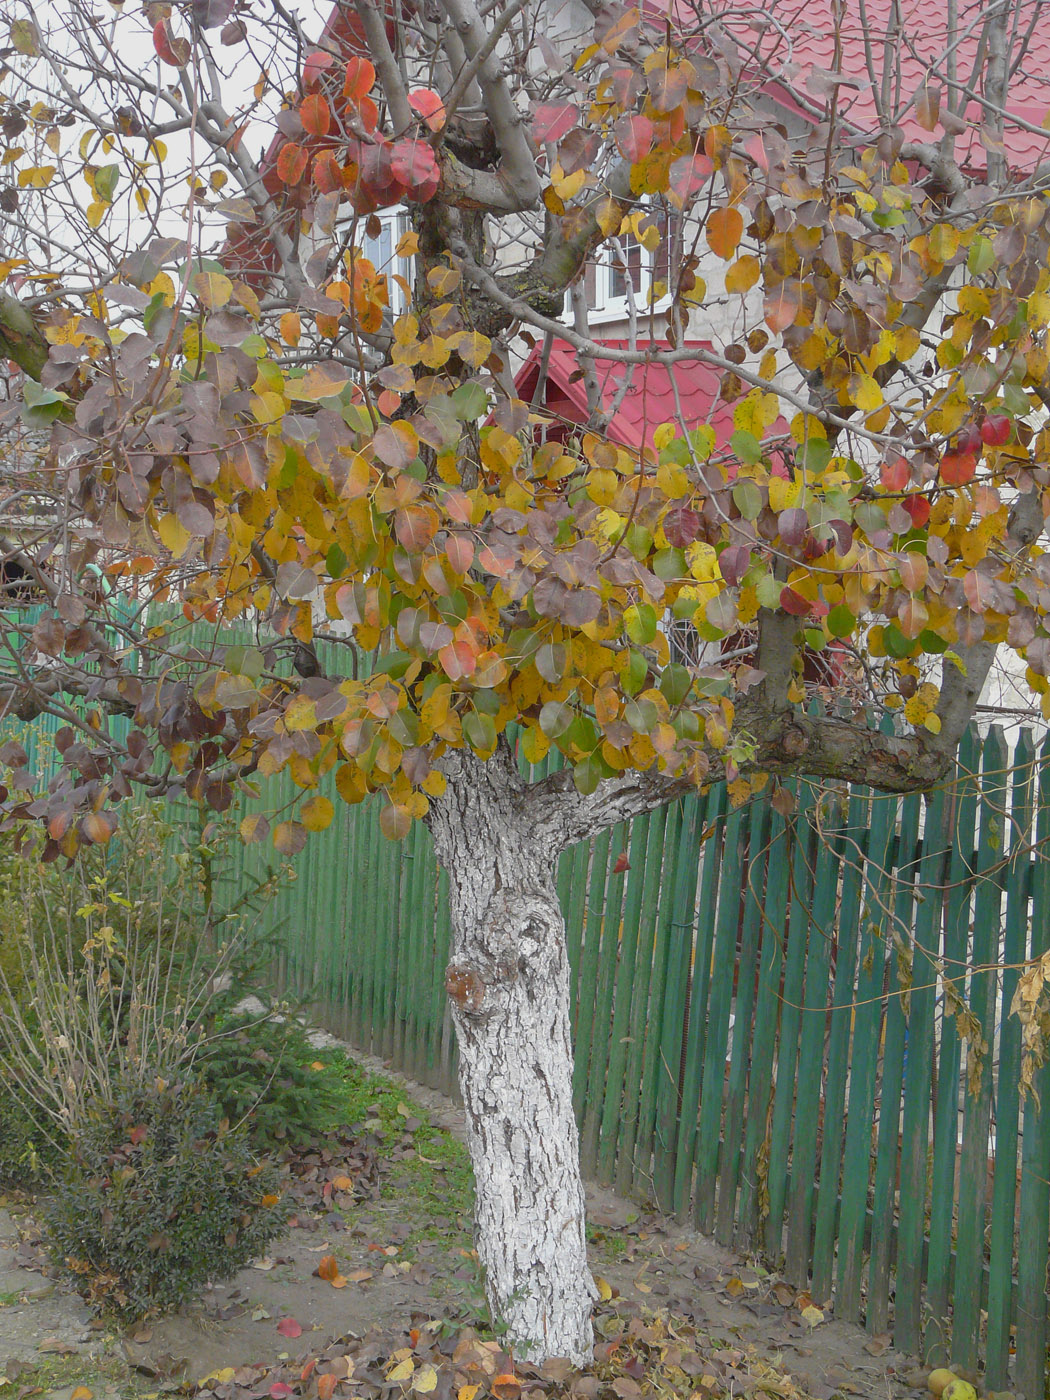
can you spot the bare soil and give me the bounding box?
[0,1044,931,1400]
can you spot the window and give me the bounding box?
[588,200,675,322]
[352,206,413,316]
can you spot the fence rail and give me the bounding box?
[5,683,1049,1391]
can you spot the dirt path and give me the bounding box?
[0,1040,931,1400]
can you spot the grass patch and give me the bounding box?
[0,1346,158,1398]
[312,1052,474,1251]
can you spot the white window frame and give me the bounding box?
[588,199,675,325]
[352,205,413,317]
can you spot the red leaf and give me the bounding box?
[880,456,909,492]
[300,93,331,138]
[613,114,653,163]
[410,88,446,132]
[313,151,345,194]
[612,852,630,873]
[128,1125,148,1146]
[317,1377,339,1400]
[153,20,190,66]
[779,586,811,616]
[669,151,713,200]
[303,49,336,88]
[777,508,808,549]
[276,142,309,185]
[763,287,798,332]
[276,1317,303,1338]
[343,57,376,104]
[663,505,702,548]
[963,568,995,613]
[533,103,577,145]
[438,637,478,681]
[390,139,441,201]
[940,450,976,486]
[902,493,931,529]
[981,414,1011,446]
[270,1386,295,1399]
[718,544,751,586]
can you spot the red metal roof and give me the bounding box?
[516,339,740,452]
[670,0,1050,173]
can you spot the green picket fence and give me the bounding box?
[3,653,1048,1388]
[238,722,1050,1393]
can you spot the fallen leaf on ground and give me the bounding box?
[276,1317,303,1338]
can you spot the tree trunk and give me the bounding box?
[426,740,597,1365]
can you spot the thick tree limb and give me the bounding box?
[441,0,541,205]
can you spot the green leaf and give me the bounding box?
[21,378,68,426]
[372,650,413,678]
[450,382,489,421]
[94,164,120,202]
[826,604,855,639]
[535,641,566,683]
[659,663,691,706]
[225,645,264,679]
[730,429,762,466]
[799,438,832,474]
[462,709,496,754]
[624,697,658,733]
[883,625,914,659]
[539,700,573,739]
[653,547,687,582]
[326,543,347,579]
[572,754,603,795]
[622,649,648,695]
[10,18,38,54]
[918,628,950,654]
[967,236,994,277]
[624,603,658,645]
[732,479,763,521]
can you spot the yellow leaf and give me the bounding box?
[301,794,334,831]
[396,230,419,257]
[198,1372,235,1388]
[251,391,286,424]
[157,513,192,557]
[240,814,268,843]
[279,312,301,346]
[594,197,621,237]
[928,223,959,262]
[86,201,107,229]
[71,1389,94,1400]
[388,1359,415,1381]
[595,1276,613,1302]
[414,1366,439,1394]
[295,364,349,401]
[801,1304,824,1327]
[17,165,55,188]
[847,372,882,412]
[587,469,619,507]
[725,254,759,293]
[192,270,233,309]
[552,166,587,201]
[459,1388,480,1400]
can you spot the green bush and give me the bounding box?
[0,1082,60,1185]
[43,1078,289,1321]
[194,1010,342,1150]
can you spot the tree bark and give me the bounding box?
[426,738,597,1365]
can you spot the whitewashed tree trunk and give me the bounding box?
[427,739,597,1365]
